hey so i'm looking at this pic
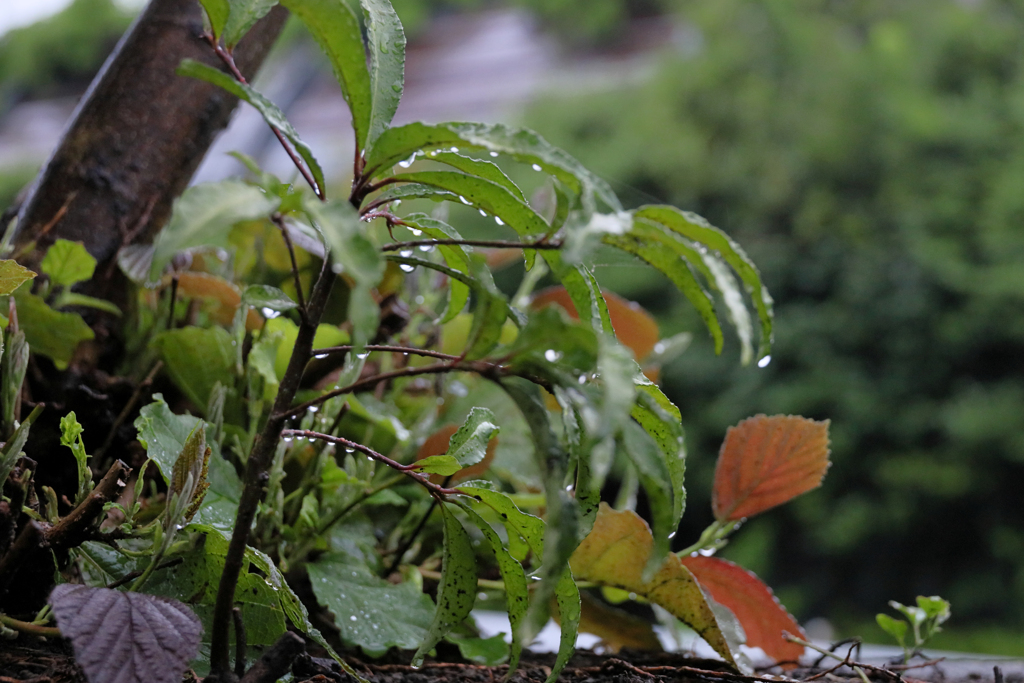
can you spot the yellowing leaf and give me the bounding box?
[176,272,262,330]
[0,260,36,296]
[572,591,662,653]
[712,414,831,521]
[569,504,737,667]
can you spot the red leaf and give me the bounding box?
[712,414,830,521]
[681,555,805,665]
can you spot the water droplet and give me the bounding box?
[494,216,504,226]
[478,209,487,217]
[419,245,434,252]
[668,531,676,539]
[450,146,460,153]
[415,295,425,304]
[261,307,281,319]
[393,199,402,207]
[531,163,543,172]
[428,150,437,157]
[478,593,488,600]
[350,615,358,621]
[565,485,573,492]
[307,406,319,413]
[400,249,414,257]
[314,353,329,360]
[628,592,638,600]
[398,153,417,168]
[653,342,666,355]
[757,354,772,368]
[409,228,423,236]
[544,349,562,362]
[578,375,587,385]
[400,264,415,272]
[391,82,402,93]
[459,195,471,205]
[489,151,499,157]
[357,352,370,360]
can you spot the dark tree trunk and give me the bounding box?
[13,0,288,302]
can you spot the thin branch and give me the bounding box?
[208,37,323,200]
[311,344,459,362]
[271,213,307,317]
[0,613,60,638]
[381,238,563,252]
[281,429,459,497]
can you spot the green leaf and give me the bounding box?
[361,0,405,152]
[421,151,525,201]
[222,0,277,48]
[397,213,470,322]
[621,421,674,580]
[633,380,686,527]
[303,197,383,350]
[199,0,230,40]
[464,259,511,361]
[363,122,621,213]
[457,486,545,556]
[51,292,122,316]
[366,182,459,208]
[241,284,297,312]
[280,0,371,152]
[447,634,509,666]
[549,258,614,336]
[135,394,204,485]
[701,252,755,366]
[309,553,435,652]
[149,179,279,281]
[876,613,908,648]
[446,407,498,467]
[40,239,96,288]
[150,327,235,412]
[0,403,42,486]
[0,261,34,298]
[389,171,548,237]
[602,224,723,354]
[176,61,324,198]
[14,291,93,370]
[60,411,91,500]
[413,454,461,476]
[550,570,581,683]
[1,329,28,436]
[412,505,478,665]
[456,502,528,672]
[634,206,773,360]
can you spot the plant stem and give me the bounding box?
[0,613,60,638]
[271,213,307,318]
[418,568,506,591]
[381,238,563,252]
[311,344,458,362]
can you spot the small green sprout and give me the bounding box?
[876,595,951,661]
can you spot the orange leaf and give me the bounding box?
[712,415,830,521]
[681,555,805,665]
[531,286,660,361]
[416,424,497,483]
[570,504,738,667]
[176,272,262,331]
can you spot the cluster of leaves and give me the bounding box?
[876,596,951,662]
[0,1,835,682]
[524,0,1024,637]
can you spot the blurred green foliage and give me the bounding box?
[526,0,1024,635]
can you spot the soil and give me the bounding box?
[2,637,1020,683]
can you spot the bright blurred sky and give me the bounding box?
[1,0,144,36]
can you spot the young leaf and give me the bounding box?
[176,60,325,197]
[634,206,774,360]
[412,505,478,665]
[241,284,297,312]
[167,422,211,526]
[148,179,279,281]
[397,213,470,322]
[712,414,831,522]
[221,0,277,49]
[41,239,96,288]
[389,171,549,237]
[199,0,230,41]
[876,613,909,650]
[569,503,739,668]
[446,407,498,467]
[135,394,205,485]
[362,0,405,151]
[680,555,806,665]
[412,454,461,476]
[280,0,372,152]
[0,260,35,296]
[14,291,94,370]
[150,327,235,412]
[456,502,529,672]
[60,412,91,501]
[49,585,202,683]
[308,553,435,652]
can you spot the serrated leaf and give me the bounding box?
[550,569,581,683]
[712,414,831,521]
[389,171,549,237]
[570,504,738,668]
[412,505,478,665]
[0,260,35,296]
[446,407,498,467]
[150,327,235,412]
[149,179,279,281]
[241,284,297,312]
[280,0,371,152]
[422,151,525,201]
[49,584,202,683]
[398,213,470,322]
[222,0,277,48]
[14,291,93,370]
[40,239,95,288]
[458,486,545,555]
[308,553,434,652]
[681,555,805,665]
[413,454,461,476]
[456,502,528,672]
[199,0,230,40]
[621,421,674,580]
[363,121,620,213]
[702,252,755,366]
[362,0,405,151]
[176,61,324,198]
[545,258,614,337]
[633,380,687,527]
[634,206,773,360]
[135,394,204,485]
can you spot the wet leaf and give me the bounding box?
[221,0,277,48]
[396,213,470,322]
[281,0,371,152]
[550,570,581,683]
[412,505,478,665]
[413,454,461,476]
[457,486,545,555]
[570,504,737,667]
[712,414,831,521]
[0,260,35,296]
[532,285,659,361]
[176,272,245,327]
[135,394,203,485]
[40,239,95,288]
[150,327,234,412]
[362,0,405,151]
[424,151,525,201]
[241,284,297,312]
[573,590,662,653]
[198,0,229,40]
[49,584,202,683]
[681,555,805,665]
[308,553,435,652]
[14,290,94,370]
[632,380,687,527]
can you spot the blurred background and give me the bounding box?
[4,0,1024,655]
